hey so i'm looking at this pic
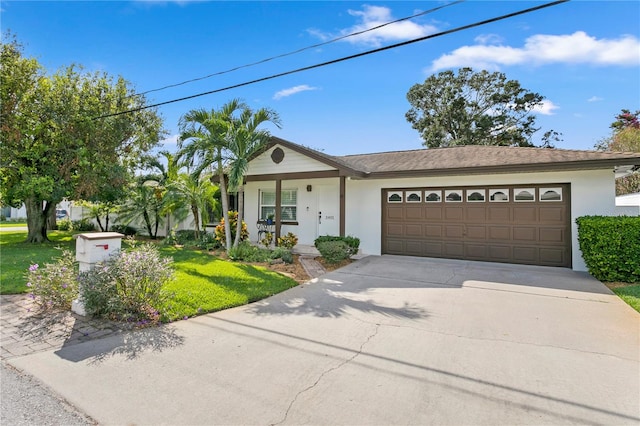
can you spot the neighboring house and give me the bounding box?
[243,137,640,272]
[616,192,640,215]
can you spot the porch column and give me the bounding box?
[339,176,346,237]
[275,179,282,241]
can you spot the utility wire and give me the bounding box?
[95,0,569,120]
[132,0,465,97]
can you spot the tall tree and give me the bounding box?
[226,107,281,247]
[596,109,640,195]
[406,67,553,148]
[0,36,165,242]
[177,99,246,251]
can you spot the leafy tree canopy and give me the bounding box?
[406,67,557,148]
[595,109,640,195]
[0,34,165,242]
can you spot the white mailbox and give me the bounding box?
[75,232,124,271]
[72,232,124,315]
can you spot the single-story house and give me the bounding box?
[243,137,640,271]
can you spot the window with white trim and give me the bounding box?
[259,189,297,221]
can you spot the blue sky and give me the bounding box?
[2,1,639,155]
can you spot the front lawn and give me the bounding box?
[0,230,298,320]
[607,283,640,313]
[159,246,297,321]
[0,231,76,294]
[0,222,27,228]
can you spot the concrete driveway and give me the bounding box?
[8,255,640,425]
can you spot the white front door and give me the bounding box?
[316,185,340,237]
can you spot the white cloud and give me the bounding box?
[431,31,640,71]
[587,96,603,102]
[309,5,438,47]
[532,100,559,116]
[474,33,504,45]
[273,85,318,100]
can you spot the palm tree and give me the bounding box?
[164,172,218,239]
[177,99,245,251]
[226,107,281,247]
[117,180,164,239]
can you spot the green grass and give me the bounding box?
[1,230,298,320]
[0,222,27,227]
[0,231,76,294]
[611,284,640,313]
[159,246,297,321]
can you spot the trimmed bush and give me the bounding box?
[576,216,640,282]
[316,240,351,264]
[314,235,360,256]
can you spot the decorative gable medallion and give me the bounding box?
[271,147,285,164]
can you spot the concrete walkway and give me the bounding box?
[6,256,640,425]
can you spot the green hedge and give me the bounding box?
[576,216,640,282]
[314,235,360,256]
[316,241,351,264]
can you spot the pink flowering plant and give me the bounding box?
[80,243,174,323]
[25,250,78,310]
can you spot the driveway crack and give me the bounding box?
[270,323,380,426]
[355,321,637,363]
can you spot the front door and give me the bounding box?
[316,185,339,237]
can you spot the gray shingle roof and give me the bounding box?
[266,137,640,178]
[337,145,640,175]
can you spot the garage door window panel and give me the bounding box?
[388,191,403,203]
[406,191,421,202]
[467,189,486,202]
[425,191,442,202]
[490,189,509,202]
[445,190,463,202]
[515,188,536,202]
[540,187,562,201]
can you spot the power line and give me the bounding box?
[95,0,569,120]
[132,0,465,98]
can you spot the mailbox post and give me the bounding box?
[72,232,124,315]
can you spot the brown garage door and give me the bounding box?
[382,184,571,267]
